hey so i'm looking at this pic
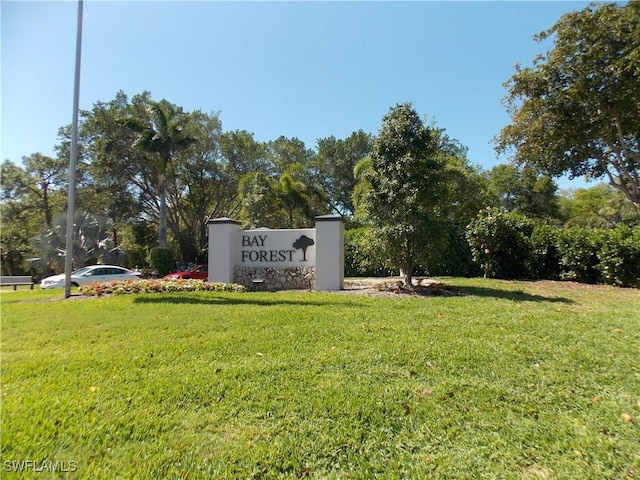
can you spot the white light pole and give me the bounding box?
[64,0,84,299]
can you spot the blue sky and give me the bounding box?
[2,1,596,189]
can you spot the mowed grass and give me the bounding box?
[1,279,639,479]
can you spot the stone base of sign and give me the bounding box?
[234,266,315,291]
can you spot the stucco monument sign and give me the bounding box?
[207,215,344,291]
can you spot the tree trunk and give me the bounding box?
[42,186,52,227]
[403,237,414,288]
[158,172,167,247]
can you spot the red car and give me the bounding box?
[164,265,208,280]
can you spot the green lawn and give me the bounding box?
[1,278,639,479]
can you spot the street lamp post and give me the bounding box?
[64,0,84,299]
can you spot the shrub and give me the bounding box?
[424,221,481,277]
[465,207,534,279]
[527,224,640,287]
[344,227,389,277]
[597,225,640,288]
[124,245,150,271]
[556,227,605,284]
[147,247,175,277]
[530,222,561,280]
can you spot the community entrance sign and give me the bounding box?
[207,215,344,291]
[239,229,315,266]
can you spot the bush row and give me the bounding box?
[344,224,482,278]
[345,208,639,288]
[465,208,640,287]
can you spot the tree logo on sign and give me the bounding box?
[292,235,315,261]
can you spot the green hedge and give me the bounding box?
[464,209,640,287]
[529,224,640,287]
[344,227,389,277]
[595,225,640,287]
[346,215,639,287]
[556,227,605,284]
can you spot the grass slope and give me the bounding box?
[1,278,639,479]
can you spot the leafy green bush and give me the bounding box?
[530,222,561,280]
[465,207,534,279]
[147,246,175,277]
[556,227,605,284]
[424,221,481,277]
[597,225,640,288]
[124,244,150,270]
[533,225,640,287]
[344,227,389,277]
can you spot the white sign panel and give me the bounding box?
[237,229,316,267]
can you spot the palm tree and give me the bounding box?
[274,164,328,228]
[275,167,313,228]
[124,100,196,247]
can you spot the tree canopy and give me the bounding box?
[485,164,560,220]
[73,91,229,262]
[314,131,373,217]
[496,2,640,215]
[3,78,638,280]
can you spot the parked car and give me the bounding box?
[164,264,208,280]
[40,265,141,289]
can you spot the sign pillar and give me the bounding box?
[207,217,242,284]
[314,215,344,290]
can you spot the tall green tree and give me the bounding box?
[486,164,560,219]
[67,91,147,251]
[362,103,447,286]
[314,130,373,217]
[77,92,238,262]
[237,164,327,229]
[496,2,640,215]
[165,109,238,261]
[266,136,315,178]
[1,154,68,227]
[352,156,373,221]
[220,130,269,176]
[428,129,488,276]
[560,184,639,227]
[274,164,326,228]
[1,155,69,275]
[123,99,197,247]
[237,171,280,229]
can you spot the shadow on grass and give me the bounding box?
[131,287,575,305]
[456,285,575,304]
[132,293,368,308]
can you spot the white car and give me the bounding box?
[40,265,142,289]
